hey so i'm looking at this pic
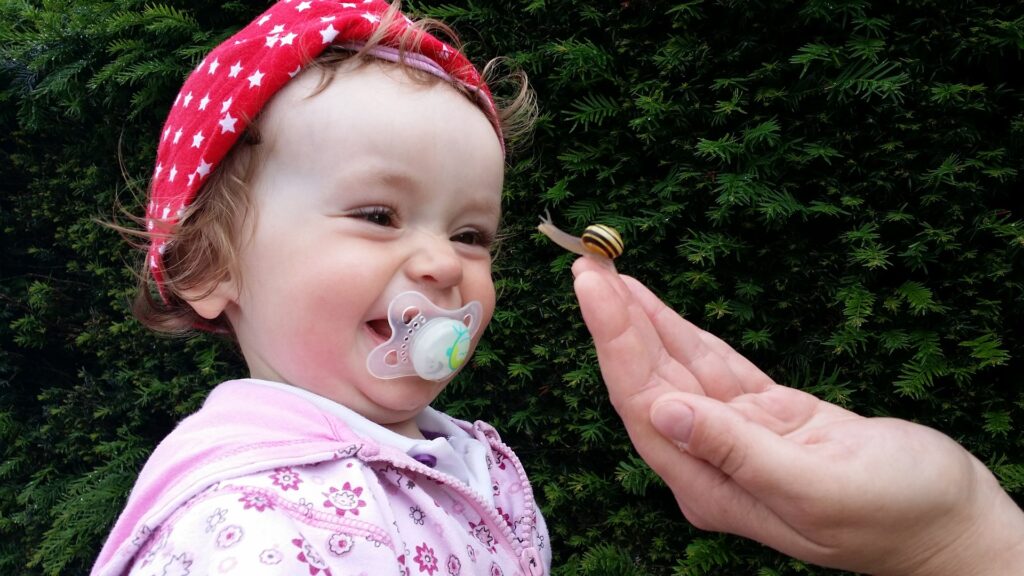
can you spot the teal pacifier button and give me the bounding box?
[410,318,472,380]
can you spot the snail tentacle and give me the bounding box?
[537,210,587,256]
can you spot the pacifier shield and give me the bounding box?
[366,291,482,381]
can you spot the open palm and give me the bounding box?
[571,257,1023,576]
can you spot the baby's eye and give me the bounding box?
[451,229,494,248]
[353,207,396,227]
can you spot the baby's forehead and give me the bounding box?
[259,61,501,157]
[249,61,505,205]
[268,58,482,124]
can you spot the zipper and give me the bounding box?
[485,434,544,576]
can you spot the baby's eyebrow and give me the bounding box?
[460,196,502,223]
[330,165,419,197]
[371,169,419,191]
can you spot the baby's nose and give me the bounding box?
[406,233,463,289]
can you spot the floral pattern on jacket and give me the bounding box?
[91,380,549,576]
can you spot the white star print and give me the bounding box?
[271,24,285,34]
[320,15,335,22]
[196,58,206,72]
[258,14,271,25]
[361,12,380,23]
[174,93,181,106]
[197,159,212,177]
[280,32,297,46]
[162,127,171,142]
[198,94,210,110]
[219,113,238,134]
[288,65,302,78]
[221,97,233,113]
[188,173,195,186]
[150,255,157,269]
[296,1,311,12]
[266,34,279,48]
[341,2,355,6]
[154,163,163,178]
[183,91,193,107]
[229,61,243,78]
[247,70,264,87]
[320,24,339,43]
[191,130,204,148]
[169,166,178,182]
[173,128,183,144]
[207,58,220,74]
[162,206,171,218]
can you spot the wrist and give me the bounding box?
[890,461,1024,576]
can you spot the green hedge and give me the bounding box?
[2,1,1022,574]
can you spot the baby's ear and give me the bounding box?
[181,276,239,320]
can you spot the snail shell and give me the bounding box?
[581,224,624,259]
[537,211,624,260]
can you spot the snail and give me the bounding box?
[537,210,624,262]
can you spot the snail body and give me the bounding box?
[538,211,624,260]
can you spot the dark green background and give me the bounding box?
[2,0,1022,574]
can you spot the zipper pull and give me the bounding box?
[519,547,543,576]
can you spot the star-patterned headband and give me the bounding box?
[146,0,501,300]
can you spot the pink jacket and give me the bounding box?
[92,379,550,576]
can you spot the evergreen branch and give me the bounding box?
[828,58,910,102]
[564,93,621,130]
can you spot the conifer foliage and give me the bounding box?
[2,0,1023,574]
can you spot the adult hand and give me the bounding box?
[571,257,1024,576]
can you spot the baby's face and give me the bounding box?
[219,61,503,437]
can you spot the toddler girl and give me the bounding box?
[92,1,548,575]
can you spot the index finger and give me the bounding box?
[571,259,705,416]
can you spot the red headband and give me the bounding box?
[146,0,501,300]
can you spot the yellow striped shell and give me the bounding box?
[581,224,624,259]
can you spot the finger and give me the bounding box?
[647,395,840,558]
[650,393,818,505]
[620,276,767,398]
[626,275,774,394]
[695,328,776,394]
[571,264,703,419]
[642,397,830,558]
[572,255,631,301]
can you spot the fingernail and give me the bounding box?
[651,401,694,447]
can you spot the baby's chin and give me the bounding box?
[360,385,444,420]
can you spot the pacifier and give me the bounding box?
[366,291,483,381]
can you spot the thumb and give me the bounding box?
[650,393,810,496]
